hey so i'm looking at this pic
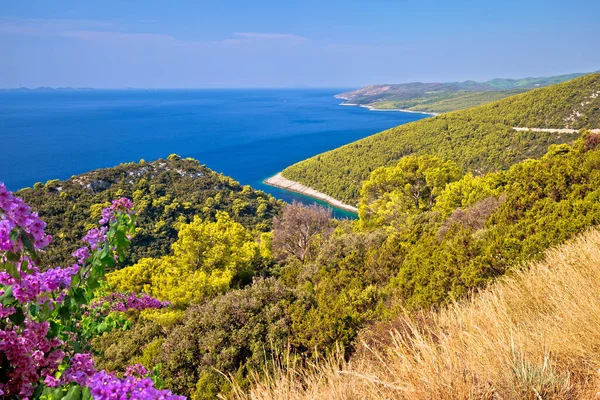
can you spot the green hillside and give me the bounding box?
[337,72,590,113]
[283,73,600,205]
[369,89,528,113]
[17,155,282,268]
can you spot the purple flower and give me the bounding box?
[90,292,171,314]
[0,319,65,397]
[61,353,95,386]
[11,264,80,304]
[99,207,114,225]
[82,227,107,250]
[72,246,91,263]
[99,197,135,225]
[87,371,185,400]
[0,183,52,251]
[125,364,149,378]
[0,218,15,251]
[44,375,60,388]
[0,304,15,319]
[0,186,186,399]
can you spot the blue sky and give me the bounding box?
[1,0,599,88]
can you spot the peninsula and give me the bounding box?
[336,71,593,113]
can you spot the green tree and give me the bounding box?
[359,155,461,228]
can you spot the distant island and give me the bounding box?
[336,71,593,113]
[0,86,99,92]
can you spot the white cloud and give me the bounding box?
[232,32,307,41]
[0,17,307,49]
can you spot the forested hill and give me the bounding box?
[336,71,590,113]
[17,155,282,267]
[282,73,600,204]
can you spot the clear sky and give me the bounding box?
[1,0,599,88]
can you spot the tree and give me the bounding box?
[107,212,263,324]
[272,201,333,263]
[359,155,462,228]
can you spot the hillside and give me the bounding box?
[6,134,600,399]
[369,89,528,113]
[282,73,600,205]
[92,133,600,398]
[238,228,600,399]
[17,155,282,268]
[337,72,589,113]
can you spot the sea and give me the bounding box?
[0,89,428,218]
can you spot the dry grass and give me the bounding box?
[231,229,600,399]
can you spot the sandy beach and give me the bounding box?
[264,173,358,213]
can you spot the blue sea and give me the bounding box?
[0,89,428,218]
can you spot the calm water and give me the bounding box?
[0,89,428,218]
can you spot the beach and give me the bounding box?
[336,98,438,116]
[264,173,358,213]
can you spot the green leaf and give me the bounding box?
[9,228,20,242]
[72,288,87,305]
[82,386,93,400]
[61,384,82,400]
[9,306,25,325]
[86,277,100,291]
[59,303,71,320]
[21,233,36,253]
[32,383,44,399]
[0,285,13,302]
[98,321,108,332]
[5,260,19,279]
[48,320,60,338]
[6,251,20,263]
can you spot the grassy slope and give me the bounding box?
[237,228,600,399]
[282,73,600,205]
[370,89,527,113]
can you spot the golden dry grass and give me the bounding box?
[232,229,600,400]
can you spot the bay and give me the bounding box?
[0,89,428,218]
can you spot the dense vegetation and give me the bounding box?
[364,135,600,308]
[337,71,589,112]
[17,155,282,268]
[284,73,600,204]
[238,228,600,399]
[91,131,600,398]
[5,77,600,399]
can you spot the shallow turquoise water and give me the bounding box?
[0,89,428,218]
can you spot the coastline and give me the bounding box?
[334,96,438,116]
[264,173,358,213]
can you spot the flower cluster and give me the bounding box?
[57,355,183,400]
[0,183,183,399]
[4,264,80,304]
[0,319,64,398]
[82,226,108,251]
[125,363,149,378]
[87,371,184,400]
[90,292,171,313]
[60,353,96,386]
[0,182,52,251]
[99,197,135,225]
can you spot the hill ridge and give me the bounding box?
[280,73,600,205]
[337,71,595,113]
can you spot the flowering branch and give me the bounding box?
[0,183,184,399]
